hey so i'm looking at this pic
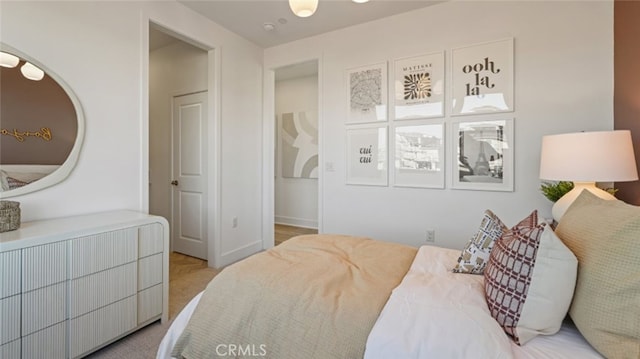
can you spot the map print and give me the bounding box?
[350,68,382,113]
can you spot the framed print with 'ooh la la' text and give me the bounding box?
[451,38,514,116]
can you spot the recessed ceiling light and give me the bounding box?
[263,22,276,32]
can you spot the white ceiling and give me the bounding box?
[176,0,443,48]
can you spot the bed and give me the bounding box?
[159,191,639,359]
[0,164,59,190]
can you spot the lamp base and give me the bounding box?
[552,182,615,222]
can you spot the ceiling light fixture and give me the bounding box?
[352,0,370,3]
[263,22,276,32]
[289,0,318,18]
[20,62,45,81]
[0,51,20,68]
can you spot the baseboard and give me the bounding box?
[274,215,318,229]
[219,240,263,267]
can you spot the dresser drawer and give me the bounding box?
[22,321,66,359]
[22,241,67,292]
[138,223,164,258]
[0,295,20,345]
[22,282,66,336]
[70,295,137,358]
[0,339,20,359]
[70,228,137,279]
[138,253,163,290]
[70,262,137,318]
[0,250,20,299]
[138,284,163,324]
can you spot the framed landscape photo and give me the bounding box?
[346,62,387,124]
[394,52,445,120]
[451,38,514,116]
[394,122,445,188]
[346,125,388,186]
[451,118,514,191]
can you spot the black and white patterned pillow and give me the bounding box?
[453,210,507,274]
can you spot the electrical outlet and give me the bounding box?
[425,229,435,243]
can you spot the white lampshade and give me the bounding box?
[20,62,45,81]
[0,51,20,68]
[289,0,318,17]
[540,130,638,221]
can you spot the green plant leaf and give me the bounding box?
[540,181,574,202]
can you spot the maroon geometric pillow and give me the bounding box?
[483,210,543,344]
[6,176,30,189]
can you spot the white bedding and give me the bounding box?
[158,245,603,359]
[364,245,603,359]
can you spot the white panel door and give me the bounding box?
[172,92,208,259]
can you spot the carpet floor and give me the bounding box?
[87,320,173,359]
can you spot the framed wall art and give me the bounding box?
[346,125,388,186]
[451,38,514,116]
[393,122,445,188]
[451,118,514,191]
[280,111,318,179]
[394,52,445,120]
[346,62,387,124]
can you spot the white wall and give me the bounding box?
[264,1,614,250]
[1,1,264,268]
[149,41,208,232]
[275,75,319,229]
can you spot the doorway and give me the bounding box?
[148,24,210,260]
[273,60,320,244]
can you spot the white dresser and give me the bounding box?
[0,210,169,359]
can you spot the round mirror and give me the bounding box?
[0,43,85,198]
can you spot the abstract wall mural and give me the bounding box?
[280,111,318,179]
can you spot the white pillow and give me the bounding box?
[0,170,9,191]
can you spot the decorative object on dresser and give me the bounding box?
[0,210,169,359]
[0,200,20,232]
[539,130,638,221]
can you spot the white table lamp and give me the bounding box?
[539,130,638,221]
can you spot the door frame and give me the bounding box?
[262,56,324,249]
[142,15,222,267]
